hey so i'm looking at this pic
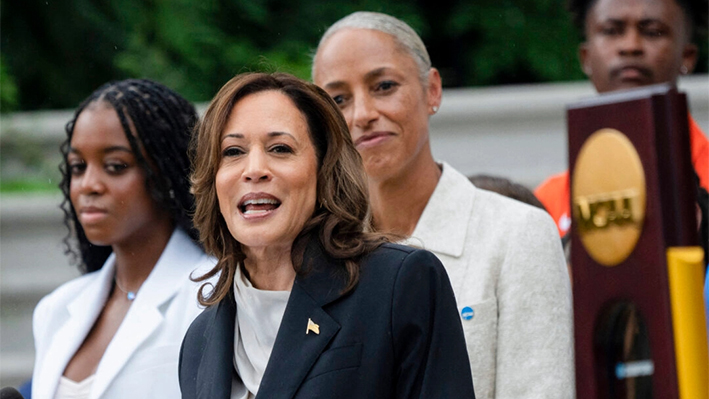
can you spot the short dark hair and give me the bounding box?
[60,79,199,273]
[191,72,388,306]
[568,0,708,39]
[468,174,547,212]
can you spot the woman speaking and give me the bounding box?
[179,72,475,398]
[312,12,574,399]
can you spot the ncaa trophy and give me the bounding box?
[568,84,708,398]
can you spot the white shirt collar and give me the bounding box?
[406,162,477,258]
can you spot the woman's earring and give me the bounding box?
[431,106,439,114]
[680,65,689,75]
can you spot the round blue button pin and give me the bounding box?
[461,306,474,320]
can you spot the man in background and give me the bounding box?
[535,0,708,239]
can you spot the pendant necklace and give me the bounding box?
[114,276,139,301]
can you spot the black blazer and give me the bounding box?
[179,241,475,398]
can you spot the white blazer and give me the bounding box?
[405,163,575,399]
[31,229,216,399]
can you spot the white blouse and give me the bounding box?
[231,264,290,399]
[54,375,94,399]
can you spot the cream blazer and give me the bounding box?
[405,163,574,399]
[31,229,215,399]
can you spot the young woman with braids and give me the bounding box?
[31,79,215,399]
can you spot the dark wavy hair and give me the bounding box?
[191,72,388,306]
[60,79,199,273]
[568,0,708,39]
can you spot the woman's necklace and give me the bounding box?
[114,276,139,301]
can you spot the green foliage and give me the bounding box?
[0,179,58,193]
[2,0,704,111]
[0,58,19,112]
[445,0,585,85]
[0,135,63,193]
[2,0,129,109]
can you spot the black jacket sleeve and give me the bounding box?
[391,249,476,398]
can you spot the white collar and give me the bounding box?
[36,228,207,399]
[66,228,203,315]
[406,162,476,258]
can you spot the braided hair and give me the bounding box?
[60,79,199,273]
[568,0,708,40]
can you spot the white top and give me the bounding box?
[404,163,574,399]
[32,229,217,399]
[231,264,290,399]
[54,375,94,399]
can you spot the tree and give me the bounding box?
[2,0,705,111]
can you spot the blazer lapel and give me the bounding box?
[407,162,475,258]
[34,260,114,399]
[91,229,204,398]
[89,303,163,398]
[255,285,339,399]
[196,297,237,399]
[256,240,346,399]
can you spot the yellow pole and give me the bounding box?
[667,246,708,398]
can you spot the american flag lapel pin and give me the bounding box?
[306,318,320,335]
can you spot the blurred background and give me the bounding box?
[1,0,707,389]
[2,0,595,113]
